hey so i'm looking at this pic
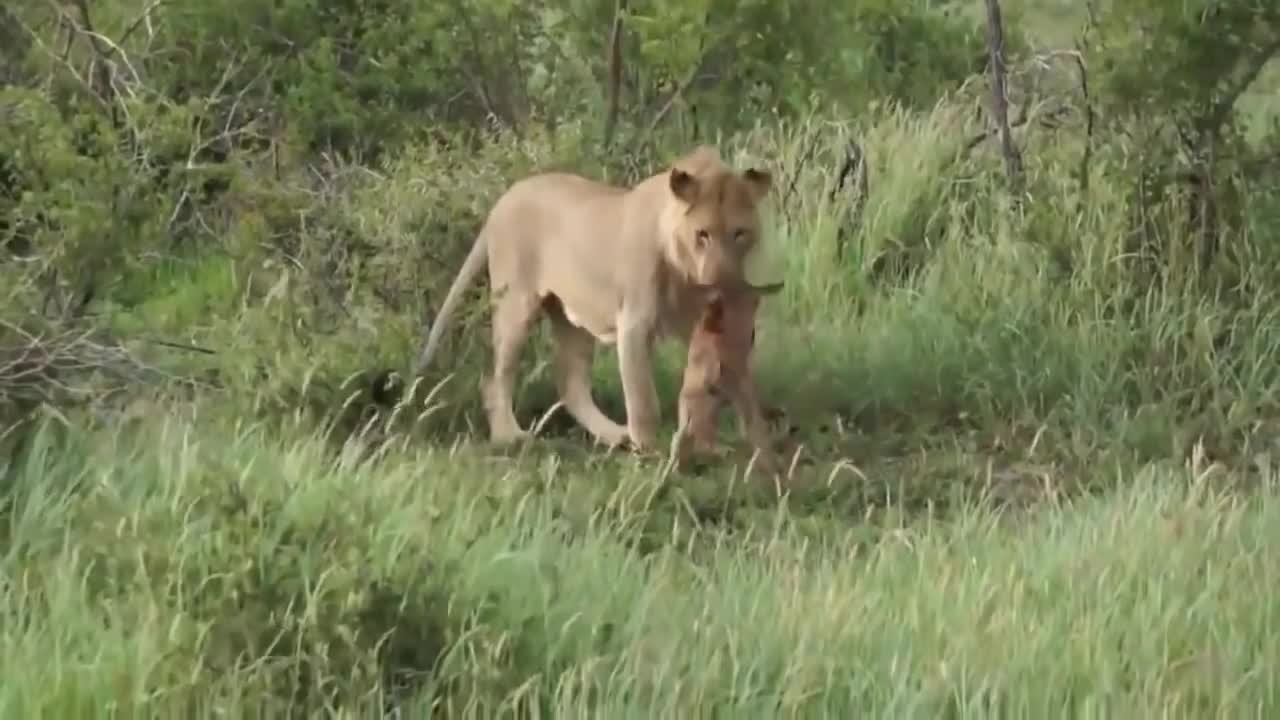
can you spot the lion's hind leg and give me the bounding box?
[482,287,541,444]
[545,297,630,447]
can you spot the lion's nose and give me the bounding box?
[699,257,734,284]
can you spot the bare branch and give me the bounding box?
[983,0,1024,196]
[602,0,628,148]
[61,0,128,101]
[0,318,216,415]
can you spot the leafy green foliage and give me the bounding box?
[1090,0,1280,129]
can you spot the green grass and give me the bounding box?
[5,413,1280,716]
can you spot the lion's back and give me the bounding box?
[502,172,628,213]
[484,170,648,254]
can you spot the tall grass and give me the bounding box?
[4,414,1280,716]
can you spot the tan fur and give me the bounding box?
[669,280,784,478]
[415,145,773,449]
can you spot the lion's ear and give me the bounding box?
[742,168,771,203]
[669,168,700,204]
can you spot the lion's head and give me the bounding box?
[664,157,772,286]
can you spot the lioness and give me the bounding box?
[669,280,784,478]
[415,146,773,450]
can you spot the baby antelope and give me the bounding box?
[669,279,784,479]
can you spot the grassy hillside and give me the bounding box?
[4,0,1280,715]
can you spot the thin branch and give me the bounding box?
[1069,48,1093,195]
[141,337,218,355]
[642,75,692,138]
[0,319,213,412]
[634,10,714,153]
[636,60,708,154]
[57,12,75,62]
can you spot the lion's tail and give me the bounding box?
[414,231,489,377]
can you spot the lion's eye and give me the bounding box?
[694,230,710,249]
[733,229,749,244]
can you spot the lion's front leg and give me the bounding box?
[618,311,661,451]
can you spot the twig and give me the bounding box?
[0,319,212,411]
[141,337,218,355]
